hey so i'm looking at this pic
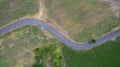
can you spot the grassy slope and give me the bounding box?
[0,0,39,27]
[44,0,120,42]
[62,36,120,67]
[0,26,61,67]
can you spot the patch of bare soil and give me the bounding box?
[10,0,19,8]
[102,0,120,18]
[0,0,3,3]
[34,0,47,20]
[45,54,53,67]
[109,0,120,18]
[82,8,112,29]
[34,0,74,42]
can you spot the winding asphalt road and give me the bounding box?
[0,18,120,50]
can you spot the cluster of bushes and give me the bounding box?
[32,42,62,67]
[50,44,62,67]
[32,47,45,67]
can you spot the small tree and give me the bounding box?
[91,39,96,43]
[34,48,41,54]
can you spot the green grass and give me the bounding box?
[74,16,120,42]
[44,0,120,42]
[62,36,120,67]
[0,26,62,67]
[0,0,39,27]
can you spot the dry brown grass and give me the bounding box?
[44,0,120,42]
[0,0,39,27]
[45,54,53,67]
[0,26,48,67]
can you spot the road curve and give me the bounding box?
[0,18,120,50]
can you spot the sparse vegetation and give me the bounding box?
[0,25,63,67]
[0,0,39,27]
[44,0,120,42]
[0,26,46,67]
[0,26,63,67]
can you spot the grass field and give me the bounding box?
[0,26,62,67]
[0,0,39,27]
[44,0,120,42]
[62,36,120,67]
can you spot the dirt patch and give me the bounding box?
[10,0,19,8]
[110,0,120,17]
[34,0,72,42]
[82,8,112,29]
[0,0,3,3]
[104,0,120,18]
[45,54,53,67]
[34,0,47,20]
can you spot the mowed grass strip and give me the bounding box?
[0,0,39,27]
[44,0,120,42]
[62,36,120,67]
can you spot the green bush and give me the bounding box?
[32,42,62,67]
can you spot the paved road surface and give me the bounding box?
[0,18,120,50]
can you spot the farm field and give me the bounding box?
[0,0,39,27]
[62,36,120,67]
[44,0,120,42]
[0,26,62,67]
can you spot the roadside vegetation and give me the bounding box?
[91,39,96,43]
[62,36,120,67]
[0,26,62,67]
[0,0,39,27]
[44,0,120,42]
